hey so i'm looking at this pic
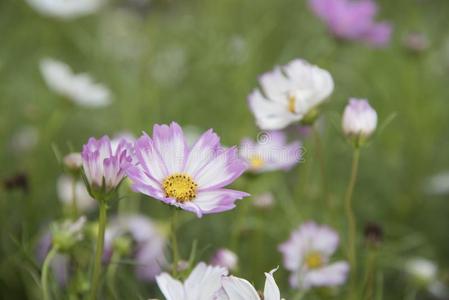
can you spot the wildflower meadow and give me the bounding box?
[1,0,449,299]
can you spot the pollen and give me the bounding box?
[305,252,323,269]
[250,155,265,170]
[162,173,198,203]
[288,94,296,113]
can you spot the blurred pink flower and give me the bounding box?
[127,122,249,218]
[279,221,349,289]
[210,248,238,271]
[103,214,167,281]
[342,98,377,140]
[309,0,392,47]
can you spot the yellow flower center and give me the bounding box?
[305,252,323,269]
[288,95,296,113]
[162,173,198,203]
[250,155,265,170]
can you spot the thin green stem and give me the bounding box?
[88,200,108,300]
[41,246,59,300]
[71,176,78,219]
[170,209,180,277]
[363,250,378,300]
[106,252,121,300]
[345,147,361,298]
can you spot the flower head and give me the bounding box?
[219,268,283,300]
[279,221,349,289]
[26,0,104,19]
[405,258,438,287]
[40,58,111,108]
[156,262,228,300]
[81,136,133,198]
[210,248,238,271]
[127,122,249,218]
[104,214,167,281]
[309,0,392,47]
[342,98,377,145]
[57,175,96,213]
[248,59,334,130]
[240,131,302,173]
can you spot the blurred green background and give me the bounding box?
[1,0,449,299]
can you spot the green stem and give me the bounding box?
[345,147,361,298]
[71,176,78,219]
[106,252,121,300]
[363,250,378,300]
[170,209,180,277]
[41,246,59,300]
[89,200,108,300]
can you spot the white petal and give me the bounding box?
[156,273,185,300]
[185,262,228,300]
[264,268,281,300]
[222,276,260,300]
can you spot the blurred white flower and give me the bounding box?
[211,248,238,271]
[219,268,284,300]
[57,175,96,213]
[40,58,111,108]
[10,126,39,153]
[26,0,104,19]
[248,59,334,130]
[156,262,227,300]
[342,98,377,141]
[279,221,349,289]
[424,171,449,195]
[405,257,438,286]
[253,192,275,209]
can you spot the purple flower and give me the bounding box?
[240,131,302,173]
[309,0,392,47]
[279,221,349,289]
[81,136,133,197]
[36,232,70,286]
[104,214,166,281]
[126,122,249,218]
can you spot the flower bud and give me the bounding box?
[51,216,87,252]
[210,248,238,271]
[63,152,83,172]
[342,98,377,145]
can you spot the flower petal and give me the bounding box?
[194,147,247,190]
[184,262,228,300]
[193,189,249,215]
[152,122,188,174]
[264,267,281,300]
[184,129,221,176]
[156,273,185,300]
[222,276,260,300]
[302,261,350,288]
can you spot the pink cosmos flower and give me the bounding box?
[81,136,133,197]
[127,122,249,218]
[240,131,302,173]
[309,0,392,47]
[210,248,238,271]
[279,221,349,289]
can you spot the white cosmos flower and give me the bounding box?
[57,175,96,213]
[248,59,334,130]
[156,262,228,300]
[26,0,104,19]
[219,268,284,300]
[40,58,111,108]
[405,258,438,285]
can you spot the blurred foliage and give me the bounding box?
[1,0,449,299]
